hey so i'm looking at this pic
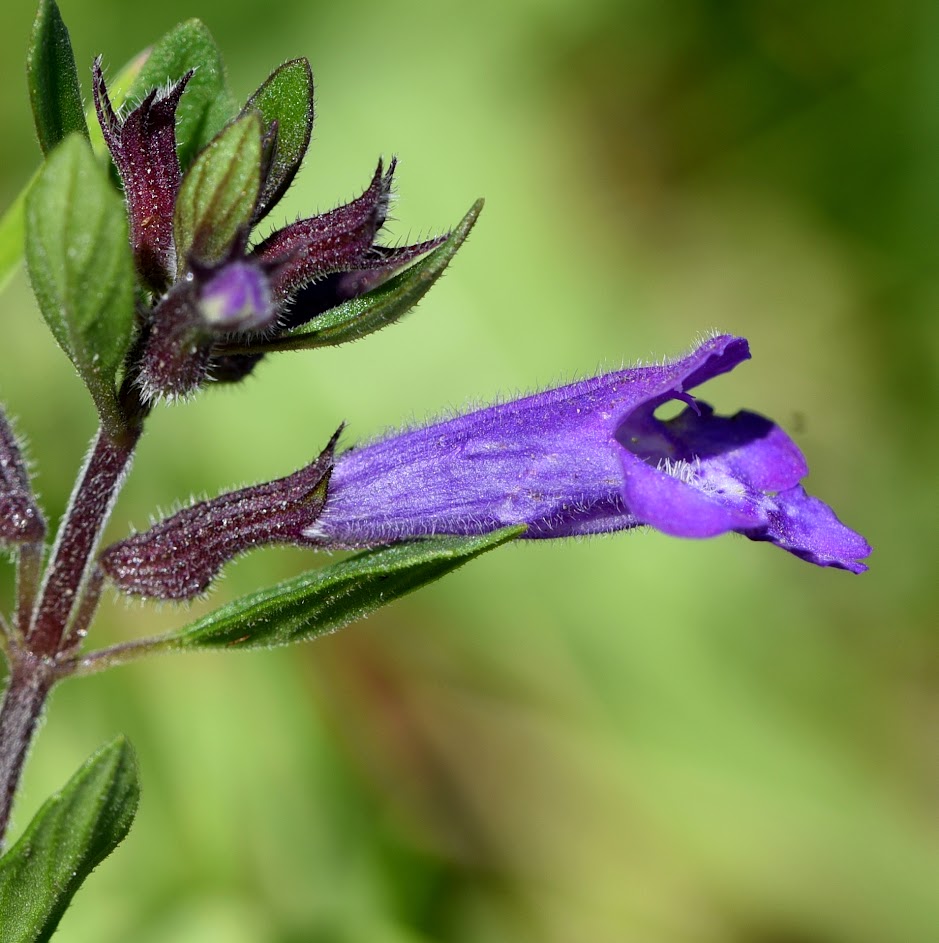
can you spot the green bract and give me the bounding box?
[0,738,139,943]
[160,528,523,652]
[243,57,315,222]
[24,134,135,437]
[173,113,262,269]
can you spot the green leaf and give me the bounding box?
[0,737,139,943]
[174,113,262,268]
[262,199,483,352]
[26,0,89,155]
[243,58,314,220]
[0,185,29,295]
[124,19,238,171]
[25,134,136,437]
[170,527,523,651]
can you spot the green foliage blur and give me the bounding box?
[1,0,936,940]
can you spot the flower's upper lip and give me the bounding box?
[623,334,751,420]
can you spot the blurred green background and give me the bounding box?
[1,0,937,940]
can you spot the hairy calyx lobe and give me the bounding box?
[99,429,338,599]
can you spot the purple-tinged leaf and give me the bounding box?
[100,429,338,599]
[0,407,45,545]
[93,59,192,291]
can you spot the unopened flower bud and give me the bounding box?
[198,260,274,333]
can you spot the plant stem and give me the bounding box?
[27,427,138,658]
[15,542,44,639]
[0,423,141,844]
[60,631,181,678]
[0,651,54,848]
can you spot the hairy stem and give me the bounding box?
[0,652,55,848]
[27,427,138,657]
[62,631,181,678]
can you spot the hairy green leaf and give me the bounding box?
[265,199,483,352]
[0,737,139,943]
[25,134,136,437]
[174,114,261,268]
[243,58,314,221]
[170,527,523,651]
[26,0,89,155]
[124,19,238,171]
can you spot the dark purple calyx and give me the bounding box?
[0,407,45,545]
[93,58,193,292]
[100,428,339,599]
[253,159,401,301]
[137,256,276,402]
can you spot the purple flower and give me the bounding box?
[100,335,869,600]
[308,334,870,572]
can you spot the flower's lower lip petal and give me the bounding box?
[675,409,809,492]
[618,454,755,538]
[742,485,872,573]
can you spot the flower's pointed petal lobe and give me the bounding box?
[678,336,752,393]
[242,58,315,223]
[0,406,46,544]
[619,452,757,538]
[744,485,871,573]
[255,159,392,299]
[92,59,193,290]
[27,0,89,155]
[100,430,339,599]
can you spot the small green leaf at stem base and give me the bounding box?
[0,737,139,943]
[27,0,89,156]
[260,199,483,352]
[169,527,523,652]
[25,134,136,438]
